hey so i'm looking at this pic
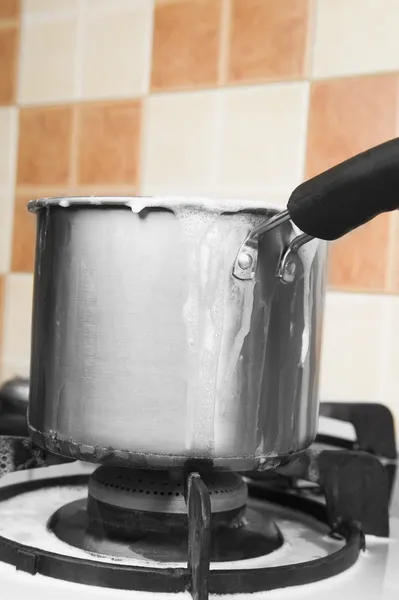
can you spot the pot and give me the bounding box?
[27,138,399,471]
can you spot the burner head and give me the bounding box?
[48,467,283,563]
[88,467,248,515]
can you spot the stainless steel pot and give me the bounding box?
[27,138,399,470]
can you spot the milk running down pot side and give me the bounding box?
[27,138,399,471]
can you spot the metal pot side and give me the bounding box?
[27,198,327,471]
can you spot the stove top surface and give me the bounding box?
[0,462,397,600]
[0,406,397,600]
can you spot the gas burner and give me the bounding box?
[48,467,283,562]
[88,466,248,516]
[0,443,390,599]
[0,401,395,600]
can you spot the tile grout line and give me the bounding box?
[15,184,139,194]
[17,70,399,111]
[304,0,317,80]
[300,0,318,184]
[67,0,85,191]
[136,0,153,195]
[6,3,22,276]
[12,0,22,108]
[143,0,155,96]
[309,68,399,84]
[297,80,312,184]
[328,284,399,296]
[217,0,231,86]
[75,0,85,102]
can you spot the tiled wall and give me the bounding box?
[0,0,398,427]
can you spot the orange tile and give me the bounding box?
[306,75,398,179]
[227,0,309,84]
[308,76,399,293]
[328,214,391,292]
[17,106,73,186]
[77,101,141,186]
[11,193,37,273]
[0,0,19,20]
[0,27,18,105]
[151,0,221,90]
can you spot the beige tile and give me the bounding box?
[0,276,4,356]
[80,4,153,100]
[0,273,33,380]
[0,107,18,189]
[22,0,79,13]
[391,212,399,292]
[312,0,399,78]
[217,83,309,200]
[0,108,18,273]
[0,192,14,274]
[83,0,151,11]
[379,297,399,425]
[141,91,218,196]
[319,292,385,402]
[18,16,78,104]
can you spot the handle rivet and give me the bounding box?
[237,252,253,270]
[283,260,296,282]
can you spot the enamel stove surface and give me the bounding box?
[0,405,397,600]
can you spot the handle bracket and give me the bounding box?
[232,211,291,281]
[232,210,313,283]
[277,233,313,284]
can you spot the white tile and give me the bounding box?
[22,0,79,14]
[0,193,15,274]
[319,292,386,403]
[82,0,151,12]
[18,16,78,104]
[0,274,34,381]
[80,3,153,100]
[216,83,309,201]
[312,0,399,78]
[0,108,18,190]
[0,109,18,274]
[379,296,399,428]
[141,91,219,196]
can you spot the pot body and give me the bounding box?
[28,198,327,470]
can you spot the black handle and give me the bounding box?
[287,138,399,240]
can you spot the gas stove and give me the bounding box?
[0,385,397,600]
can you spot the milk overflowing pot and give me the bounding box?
[27,139,399,470]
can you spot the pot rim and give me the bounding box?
[27,195,283,216]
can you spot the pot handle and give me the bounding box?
[288,137,399,240]
[233,137,399,281]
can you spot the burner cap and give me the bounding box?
[88,467,247,515]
